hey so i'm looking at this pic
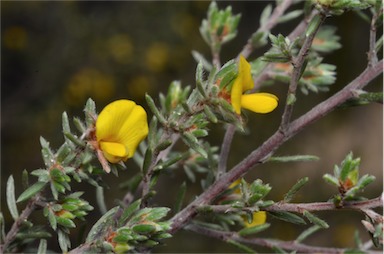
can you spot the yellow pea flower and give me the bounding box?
[95,99,148,166]
[231,55,278,114]
[229,179,267,227]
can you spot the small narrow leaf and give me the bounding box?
[145,94,167,125]
[174,182,187,212]
[96,187,107,214]
[284,177,309,202]
[58,229,71,253]
[303,210,329,228]
[269,211,306,225]
[227,239,256,253]
[268,155,319,163]
[6,175,19,220]
[37,239,47,254]
[118,199,141,227]
[296,225,322,243]
[17,181,47,203]
[323,173,339,187]
[238,223,270,236]
[182,132,208,158]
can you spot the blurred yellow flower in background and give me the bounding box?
[3,26,28,50]
[231,55,278,114]
[65,68,115,106]
[96,99,148,166]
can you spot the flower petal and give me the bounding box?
[238,55,254,92]
[96,99,149,163]
[240,93,278,114]
[99,141,128,163]
[117,105,148,158]
[244,211,267,228]
[230,77,243,114]
[96,100,136,142]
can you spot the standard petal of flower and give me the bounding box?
[240,93,278,114]
[99,141,128,163]
[96,100,136,142]
[230,77,243,114]
[238,55,254,92]
[244,211,267,228]
[117,105,148,158]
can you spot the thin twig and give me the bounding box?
[280,13,327,130]
[186,223,382,254]
[368,7,379,66]
[217,124,236,179]
[198,195,383,214]
[169,59,383,234]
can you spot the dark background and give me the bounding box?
[1,1,382,252]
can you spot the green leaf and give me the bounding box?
[86,206,119,242]
[146,207,170,222]
[323,173,339,186]
[96,187,107,215]
[283,177,309,202]
[303,210,329,228]
[84,98,96,127]
[238,223,270,236]
[278,10,303,24]
[269,211,306,225]
[22,169,29,189]
[37,239,47,254]
[16,231,51,240]
[40,136,55,167]
[146,93,167,125]
[58,229,71,253]
[227,240,255,253]
[191,50,213,71]
[306,14,322,37]
[296,225,322,243]
[203,107,218,123]
[118,199,141,227]
[259,4,272,27]
[268,155,319,163]
[174,182,187,212]
[182,132,208,158]
[7,175,19,220]
[63,132,86,147]
[17,181,47,203]
[47,209,57,230]
[132,224,157,234]
[57,217,76,228]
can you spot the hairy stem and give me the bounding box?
[198,195,383,214]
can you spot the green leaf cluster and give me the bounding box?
[323,152,376,203]
[313,0,372,16]
[200,1,241,52]
[85,200,171,253]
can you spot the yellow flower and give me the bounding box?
[96,99,148,164]
[243,211,267,228]
[229,179,267,227]
[231,55,278,114]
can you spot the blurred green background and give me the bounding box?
[2,1,382,253]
